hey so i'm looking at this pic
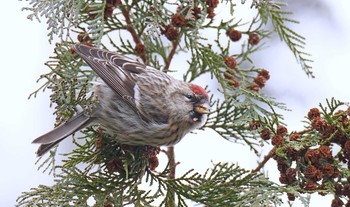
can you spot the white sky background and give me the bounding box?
[1,0,350,206]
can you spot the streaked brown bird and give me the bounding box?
[32,44,210,156]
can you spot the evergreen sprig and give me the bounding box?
[19,0,324,206]
[256,0,314,77]
[163,163,283,207]
[22,0,84,43]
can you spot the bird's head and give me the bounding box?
[183,84,210,125]
[169,82,210,125]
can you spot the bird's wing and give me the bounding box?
[73,44,151,123]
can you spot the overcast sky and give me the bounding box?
[1,0,350,206]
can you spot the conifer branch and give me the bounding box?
[19,0,341,206]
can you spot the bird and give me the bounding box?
[32,44,210,156]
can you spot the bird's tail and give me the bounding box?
[32,112,92,156]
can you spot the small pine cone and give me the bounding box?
[69,47,76,55]
[224,56,237,69]
[206,7,215,19]
[315,169,324,181]
[318,145,332,159]
[248,82,260,92]
[253,75,267,88]
[279,173,288,184]
[171,13,186,27]
[226,29,242,42]
[303,165,319,180]
[285,147,299,160]
[271,135,284,147]
[134,43,146,55]
[107,159,122,173]
[308,108,321,120]
[146,146,161,157]
[223,69,239,88]
[104,204,114,207]
[305,149,319,164]
[334,110,348,124]
[192,6,202,20]
[276,125,288,137]
[162,25,179,41]
[287,193,296,201]
[77,32,91,43]
[274,155,288,165]
[311,117,327,132]
[331,197,344,207]
[303,181,318,191]
[146,146,160,171]
[260,127,271,140]
[248,120,261,130]
[277,162,288,173]
[285,167,297,183]
[147,156,159,171]
[258,69,270,80]
[230,79,240,88]
[224,68,235,80]
[248,33,260,46]
[322,163,335,178]
[226,77,239,88]
[289,133,300,141]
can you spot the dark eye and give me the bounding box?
[185,94,194,100]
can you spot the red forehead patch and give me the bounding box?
[190,84,208,98]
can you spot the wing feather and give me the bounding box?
[73,44,151,123]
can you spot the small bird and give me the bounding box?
[32,44,210,156]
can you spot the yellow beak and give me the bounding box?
[194,104,210,114]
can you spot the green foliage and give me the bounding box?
[28,42,96,124]
[256,1,314,77]
[163,163,284,207]
[18,157,284,206]
[18,0,320,206]
[22,0,84,43]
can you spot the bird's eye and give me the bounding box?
[185,94,193,100]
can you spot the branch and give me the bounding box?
[163,40,179,73]
[119,4,149,64]
[251,147,275,173]
[166,146,177,207]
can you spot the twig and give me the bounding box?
[166,146,176,207]
[166,146,176,179]
[163,40,179,73]
[119,5,149,64]
[251,147,275,173]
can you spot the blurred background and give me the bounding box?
[1,0,349,206]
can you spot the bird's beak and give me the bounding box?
[194,103,210,114]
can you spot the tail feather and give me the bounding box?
[35,140,63,157]
[33,112,92,156]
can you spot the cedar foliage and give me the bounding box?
[17,0,350,206]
